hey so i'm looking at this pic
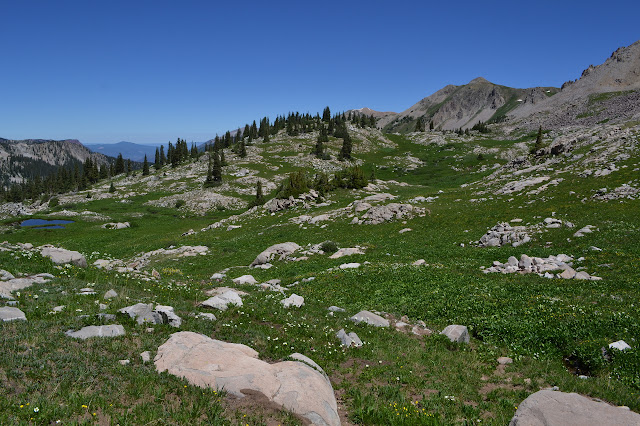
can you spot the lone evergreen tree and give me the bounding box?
[239,140,247,158]
[109,182,116,193]
[415,117,425,132]
[338,125,352,160]
[142,155,150,176]
[314,124,329,158]
[532,125,544,153]
[211,151,222,185]
[154,148,160,169]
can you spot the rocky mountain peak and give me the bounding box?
[468,77,490,85]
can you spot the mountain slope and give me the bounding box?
[381,78,559,133]
[0,138,110,186]
[509,40,640,129]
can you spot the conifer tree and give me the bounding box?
[220,149,227,166]
[339,127,352,160]
[429,120,434,131]
[415,117,425,132]
[126,159,132,176]
[154,147,160,169]
[322,106,331,122]
[109,182,116,193]
[314,124,329,158]
[142,155,150,175]
[211,151,222,185]
[115,154,125,175]
[532,125,544,154]
[160,145,167,166]
[239,140,247,158]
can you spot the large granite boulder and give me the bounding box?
[155,331,340,426]
[250,242,301,266]
[40,245,87,267]
[510,390,640,425]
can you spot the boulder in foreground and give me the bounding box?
[155,331,340,426]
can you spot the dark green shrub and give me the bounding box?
[175,199,186,209]
[320,241,338,254]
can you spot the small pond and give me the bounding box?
[20,219,75,229]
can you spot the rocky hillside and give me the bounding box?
[0,138,110,186]
[380,77,559,133]
[509,40,640,130]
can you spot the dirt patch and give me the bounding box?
[479,382,524,396]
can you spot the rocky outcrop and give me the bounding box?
[0,306,27,322]
[510,390,640,425]
[155,331,340,426]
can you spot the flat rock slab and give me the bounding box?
[155,331,340,426]
[350,310,389,327]
[0,306,27,322]
[329,247,364,259]
[510,390,640,425]
[66,324,126,339]
[441,325,470,343]
[0,275,51,299]
[40,245,87,267]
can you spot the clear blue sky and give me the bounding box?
[2,0,638,144]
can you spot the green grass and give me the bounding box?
[2,122,640,424]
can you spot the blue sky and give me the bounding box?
[1,0,638,144]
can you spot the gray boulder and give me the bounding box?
[251,242,301,266]
[440,325,470,343]
[40,245,87,267]
[200,290,243,311]
[329,247,364,259]
[0,306,27,322]
[0,269,15,281]
[119,303,163,325]
[336,329,363,347]
[232,274,257,285]
[155,331,340,426]
[155,305,182,327]
[510,390,640,425]
[104,289,118,299]
[350,310,389,327]
[66,324,126,339]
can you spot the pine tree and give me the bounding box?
[160,145,167,166]
[142,155,150,175]
[115,154,125,175]
[429,120,434,131]
[109,182,116,193]
[532,125,544,154]
[154,147,160,169]
[220,149,227,166]
[211,151,222,185]
[239,140,247,158]
[339,127,352,160]
[314,124,328,158]
[415,117,425,132]
[322,106,331,122]
[126,159,132,176]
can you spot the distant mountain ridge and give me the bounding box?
[85,141,161,162]
[0,138,110,187]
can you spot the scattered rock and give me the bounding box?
[210,272,225,280]
[232,275,257,285]
[0,306,26,322]
[440,325,470,343]
[329,247,364,259]
[574,225,596,238]
[251,242,301,266]
[328,306,345,313]
[336,329,363,347]
[200,290,243,311]
[498,357,513,365]
[104,289,118,299]
[339,262,361,269]
[66,324,126,339]
[477,222,531,248]
[155,331,340,426]
[119,303,163,325]
[40,245,87,267]
[155,305,182,327]
[0,269,15,281]
[119,359,130,366]
[196,312,217,321]
[281,294,304,308]
[350,310,389,327]
[140,351,151,363]
[509,389,640,425]
[412,259,427,266]
[399,228,412,234]
[102,222,130,229]
[609,340,631,351]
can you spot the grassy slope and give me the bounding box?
[1,125,639,425]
